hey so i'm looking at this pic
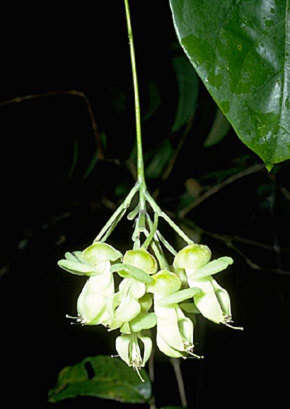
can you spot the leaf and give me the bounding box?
[111,263,154,284]
[204,108,231,147]
[170,0,290,168]
[48,355,151,403]
[145,140,174,179]
[172,54,199,132]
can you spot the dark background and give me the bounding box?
[0,2,289,409]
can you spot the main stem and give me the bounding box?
[124,0,146,191]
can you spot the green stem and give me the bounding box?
[124,0,145,189]
[170,358,188,408]
[156,231,177,256]
[94,183,139,242]
[142,213,158,249]
[145,191,193,245]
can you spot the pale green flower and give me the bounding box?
[110,248,157,330]
[77,260,114,326]
[115,332,152,379]
[174,244,243,329]
[58,242,122,326]
[148,270,202,358]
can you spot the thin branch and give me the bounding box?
[0,89,104,159]
[228,234,288,253]
[179,163,265,218]
[170,358,188,408]
[202,229,290,276]
[180,217,288,254]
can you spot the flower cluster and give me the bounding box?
[58,240,242,377]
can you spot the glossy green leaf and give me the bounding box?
[204,108,231,147]
[170,0,290,168]
[111,263,153,284]
[48,355,151,403]
[172,54,199,132]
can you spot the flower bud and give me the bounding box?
[123,248,157,275]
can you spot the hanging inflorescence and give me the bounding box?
[58,185,243,380]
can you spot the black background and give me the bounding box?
[0,2,289,409]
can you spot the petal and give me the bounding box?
[112,263,153,284]
[116,335,131,366]
[119,278,146,299]
[148,270,181,296]
[194,257,233,279]
[177,315,194,348]
[155,308,184,351]
[188,277,224,324]
[130,312,157,332]
[123,248,157,275]
[211,279,232,319]
[76,266,115,325]
[156,333,183,358]
[57,259,95,276]
[174,244,211,272]
[138,333,153,366]
[158,287,201,306]
[83,242,122,265]
[114,297,141,323]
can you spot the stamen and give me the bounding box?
[224,322,244,331]
[65,314,78,320]
[188,350,204,359]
